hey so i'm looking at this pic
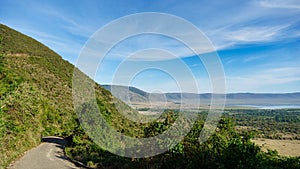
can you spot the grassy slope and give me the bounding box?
[0,24,142,168]
[0,24,83,168]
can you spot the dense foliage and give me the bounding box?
[65,111,300,169]
[224,109,300,139]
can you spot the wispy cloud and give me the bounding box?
[258,0,300,9]
[227,67,300,92]
[207,20,300,50]
[225,25,288,43]
[200,0,300,50]
[105,34,205,60]
[21,29,62,42]
[243,55,266,63]
[19,28,83,63]
[81,14,218,61]
[40,9,96,38]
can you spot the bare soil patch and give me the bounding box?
[252,138,300,157]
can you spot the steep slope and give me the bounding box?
[0,24,77,167]
[0,24,140,168]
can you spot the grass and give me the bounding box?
[253,138,300,157]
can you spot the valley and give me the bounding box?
[104,85,300,157]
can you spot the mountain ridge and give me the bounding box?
[102,85,300,106]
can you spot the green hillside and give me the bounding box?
[0,24,143,168]
[0,24,74,167]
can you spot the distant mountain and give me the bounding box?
[103,85,300,106]
[102,85,149,103]
[225,93,300,105]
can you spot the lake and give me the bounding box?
[227,104,300,109]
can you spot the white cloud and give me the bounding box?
[79,13,218,61]
[206,22,299,50]
[60,16,95,38]
[105,34,206,60]
[200,0,300,50]
[227,67,300,92]
[39,7,96,38]
[225,25,288,42]
[258,0,300,9]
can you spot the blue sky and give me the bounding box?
[1,0,300,93]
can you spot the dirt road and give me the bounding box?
[8,136,83,169]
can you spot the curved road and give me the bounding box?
[8,136,84,169]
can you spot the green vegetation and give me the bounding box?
[66,111,300,169]
[0,24,78,167]
[0,24,299,169]
[224,109,300,139]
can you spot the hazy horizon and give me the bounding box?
[101,84,300,94]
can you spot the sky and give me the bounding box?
[1,0,300,93]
